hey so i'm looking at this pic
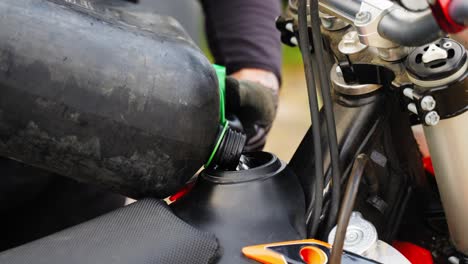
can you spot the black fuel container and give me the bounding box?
[0,0,221,198]
[171,152,307,264]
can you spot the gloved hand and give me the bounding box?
[225,77,278,152]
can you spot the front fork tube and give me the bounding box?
[424,111,468,255]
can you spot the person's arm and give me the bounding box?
[200,0,282,150]
[200,0,282,90]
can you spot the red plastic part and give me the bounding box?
[393,241,434,264]
[423,157,435,176]
[169,182,195,202]
[429,0,466,33]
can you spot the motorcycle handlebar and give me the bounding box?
[319,0,445,46]
[378,9,445,46]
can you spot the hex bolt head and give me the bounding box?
[425,111,440,126]
[421,96,436,111]
[355,11,371,23]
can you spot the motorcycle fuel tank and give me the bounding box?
[172,152,307,264]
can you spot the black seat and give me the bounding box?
[0,199,220,264]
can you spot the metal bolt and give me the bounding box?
[403,88,414,99]
[290,36,298,46]
[338,31,367,55]
[342,32,359,48]
[425,111,440,126]
[421,96,436,111]
[343,31,358,41]
[408,103,418,115]
[403,88,421,100]
[355,11,371,23]
[448,256,460,264]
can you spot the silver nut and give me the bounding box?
[425,111,440,126]
[421,96,436,111]
[355,11,371,23]
[443,42,452,49]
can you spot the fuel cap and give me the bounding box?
[328,212,378,255]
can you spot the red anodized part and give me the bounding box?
[429,0,466,33]
[393,241,434,264]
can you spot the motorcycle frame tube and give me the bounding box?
[423,111,468,255]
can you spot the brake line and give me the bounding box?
[297,0,324,238]
[309,0,342,236]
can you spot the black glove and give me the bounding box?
[225,77,278,152]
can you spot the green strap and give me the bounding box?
[205,65,229,168]
[213,64,227,126]
[204,122,229,168]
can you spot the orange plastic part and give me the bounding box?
[242,239,331,264]
[300,246,328,264]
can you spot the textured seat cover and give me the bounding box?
[0,199,220,264]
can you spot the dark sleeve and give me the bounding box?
[200,0,282,80]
